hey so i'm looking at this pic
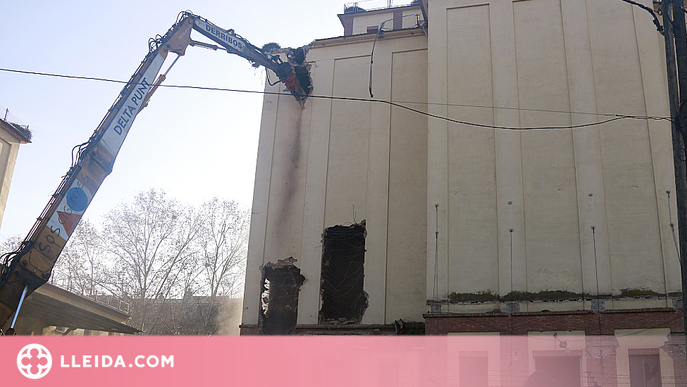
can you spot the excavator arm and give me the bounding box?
[188,14,310,105]
[0,11,310,333]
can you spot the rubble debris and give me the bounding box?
[261,44,312,103]
[261,42,281,54]
[319,221,368,324]
[287,46,312,97]
[259,257,305,335]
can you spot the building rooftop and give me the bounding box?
[338,0,426,37]
[0,117,32,143]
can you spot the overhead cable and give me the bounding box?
[0,67,668,131]
[619,0,664,35]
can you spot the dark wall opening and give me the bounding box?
[532,356,581,387]
[260,257,305,335]
[319,221,368,323]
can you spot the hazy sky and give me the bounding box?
[0,0,398,239]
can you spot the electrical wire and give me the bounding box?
[666,190,681,263]
[0,67,669,121]
[392,99,671,123]
[368,13,423,97]
[0,67,669,131]
[619,0,664,35]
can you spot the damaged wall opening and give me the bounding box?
[260,257,305,335]
[319,221,368,324]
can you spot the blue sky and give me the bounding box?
[0,0,398,238]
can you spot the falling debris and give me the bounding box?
[261,42,282,54]
[260,257,305,335]
[287,46,312,96]
[319,221,368,324]
[260,44,312,105]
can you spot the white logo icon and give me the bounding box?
[17,343,52,379]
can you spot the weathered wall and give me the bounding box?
[426,0,677,304]
[243,0,678,333]
[243,31,429,328]
[349,6,425,35]
[0,122,27,229]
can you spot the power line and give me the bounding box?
[619,0,664,35]
[393,99,671,122]
[0,67,668,131]
[1,67,668,120]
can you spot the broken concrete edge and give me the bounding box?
[262,256,300,269]
[321,219,367,240]
[255,220,371,334]
[259,257,306,335]
[264,44,313,98]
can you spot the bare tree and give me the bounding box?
[1,223,106,297]
[50,219,106,296]
[1,191,249,335]
[100,189,203,332]
[197,198,249,334]
[0,235,22,253]
[201,198,249,298]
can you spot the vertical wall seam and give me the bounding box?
[487,3,501,297]
[559,0,585,295]
[510,1,526,294]
[583,0,613,297]
[631,3,671,301]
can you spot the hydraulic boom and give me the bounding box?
[0,11,311,333]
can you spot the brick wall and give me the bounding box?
[339,15,354,36]
[423,308,684,335]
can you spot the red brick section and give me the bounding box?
[423,308,684,335]
[425,310,687,387]
[339,14,354,36]
[425,309,686,387]
[239,324,260,335]
[393,10,403,30]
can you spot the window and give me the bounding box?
[532,356,581,387]
[319,222,368,323]
[459,352,488,387]
[629,354,661,387]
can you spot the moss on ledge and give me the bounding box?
[440,288,679,304]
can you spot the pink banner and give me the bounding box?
[0,335,681,386]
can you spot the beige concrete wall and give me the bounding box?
[615,328,676,384]
[242,77,307,325]
[387,48,428,322]
[243,31,428,326]
[244,0,677,330]
[0,124,26,229]
[402,9,425,29]
[427,0,676,302]
[352,11,397,34]
[349,6,425,35]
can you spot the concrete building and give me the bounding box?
[243,0,687,382]
[242,0,683,356]
[11,283,138,335]
[0,113,31,229]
